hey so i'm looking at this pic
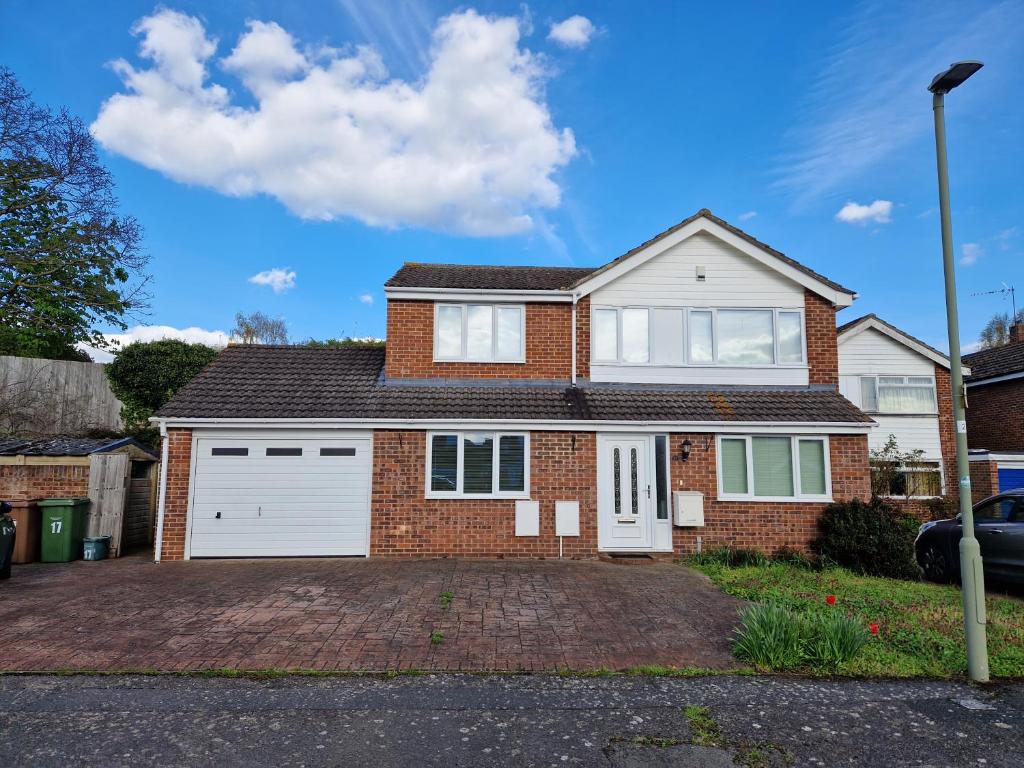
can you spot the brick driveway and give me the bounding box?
[0,555,742,672]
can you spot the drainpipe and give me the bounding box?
[153,420,169,563]
[571,292,579,386]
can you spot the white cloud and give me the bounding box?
[80,325,231,362]
[995,226,1019,250]
[738,211,757,222]
[358,293,374,305]
[249,267,297,293]
[835,200,892,225]
[547,15,596,48]
[960,242,983,266]
[91,8,577,236]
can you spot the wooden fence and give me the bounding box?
[0,356,123,436]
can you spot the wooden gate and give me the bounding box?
[86,453,130,557]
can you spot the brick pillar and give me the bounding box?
[575,295,591,380]
[804,290,838,386]
[1009,323,1024,345]
[934,365,960,508]
[159,428,193,561]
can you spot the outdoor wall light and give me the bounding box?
[680,439,692,461]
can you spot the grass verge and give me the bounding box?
[690,559,1024,678]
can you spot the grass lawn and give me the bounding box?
[690,560,1024,679]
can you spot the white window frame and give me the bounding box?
[594,305,806,368]
[870,459,945,499]
[716,435,832,502]
[425,431,531,499]
[591,306,651,365]
[859,375,938,415]
[433,303,526,363]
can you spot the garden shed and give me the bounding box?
[0,437,158,555]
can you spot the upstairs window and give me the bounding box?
[434,304,524,362]
[593,307,650,364]
[860,375,937,414]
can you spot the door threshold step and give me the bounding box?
[599,552,666,566]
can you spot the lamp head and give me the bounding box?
[928,61,983,94]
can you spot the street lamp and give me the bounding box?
[929,60,988,683]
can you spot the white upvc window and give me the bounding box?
[434,303,525,362]
[592,307,650,364]
[717,435,832,502]
[860,375,937,414]
[426,431,530,499]
[595,305,805,368]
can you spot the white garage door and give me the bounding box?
[188,435,372,557]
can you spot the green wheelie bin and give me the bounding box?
[39,498,90,563]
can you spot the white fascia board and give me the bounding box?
[965,370,1023,388]
[384,287,573,303]
[838,317,954,370]
[571,218,856,307]
[152,416,874,435]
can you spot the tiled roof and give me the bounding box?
[384,210,856,298]
[0,437,156,457]
[964,342,1024,382]
[156,346,872,425]
[385,263,597,291]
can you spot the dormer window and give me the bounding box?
[434,303,525,363]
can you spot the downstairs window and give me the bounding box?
[427,432,529,498]
[718,436,831,501]
[870,460,943,498]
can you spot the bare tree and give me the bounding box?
[979,310,1024,349]
[231,311,289,345]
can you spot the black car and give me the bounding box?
[915,489,1024,584]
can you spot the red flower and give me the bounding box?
[825,595,836,606]
[869,623,879,636]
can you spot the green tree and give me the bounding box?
[106,340,219,435]
[979,309,1024,349]
[303,337,385,348]
[0,68,147,359]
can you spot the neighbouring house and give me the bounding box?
[836,314,960,516]
[963,323,1024,501]
[0,437,159,554]
[152,209,875,562]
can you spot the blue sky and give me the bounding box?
[3,0,1022,359]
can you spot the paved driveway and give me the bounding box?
[0,555,741,672]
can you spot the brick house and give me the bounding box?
[836,314,961,516]
[963,323,1024,500]
[152,209,877,561]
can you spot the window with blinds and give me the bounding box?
[427,432,529,498]
[718,435,830,500]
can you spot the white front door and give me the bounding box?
[597,435,654,551]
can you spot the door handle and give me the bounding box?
[646,484,651,499]
[988,529,1003,535]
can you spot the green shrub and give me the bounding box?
[813,497,921,580]
[802,611,870,670]
[733,603,804,669]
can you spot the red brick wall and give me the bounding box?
[158,429,193,561]
[966,378,1024,451]
[575,295,591,380]
[969,459,999,505]
[0,463,89,501]
[934,365,960,508]
[371,429,870,558]
[384,300,573,380]
[668,433,870,555]
[371,430,598,557]
[805,290,839,386]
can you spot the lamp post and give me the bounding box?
[928,60,988,682]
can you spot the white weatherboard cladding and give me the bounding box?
[838,327,942,460]
[590,232,808,385]
[838,327,936,379]
[188,433,372,558]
